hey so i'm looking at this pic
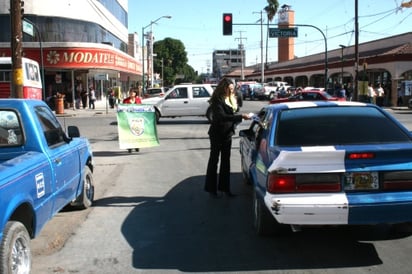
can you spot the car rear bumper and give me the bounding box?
[265,191,412,225]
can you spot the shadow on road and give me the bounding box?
[92,173,412,272]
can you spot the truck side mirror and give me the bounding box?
[67,126,80,138]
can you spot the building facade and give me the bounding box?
[0,0,142,107]
[212,49,245,78]
[243,32,412,107]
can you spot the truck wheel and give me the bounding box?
[253,190,283,236]
[71,166,94,209]
[0,221,31,274]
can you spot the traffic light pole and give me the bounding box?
[10,0,24,98]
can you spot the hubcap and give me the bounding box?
[12,237,30,274]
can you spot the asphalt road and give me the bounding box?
[30,100,412,274]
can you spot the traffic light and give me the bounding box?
[223,13,232,35]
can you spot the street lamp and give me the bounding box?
[339,44,346,85]
[141,15,171,91]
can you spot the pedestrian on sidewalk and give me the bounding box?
[88,87,96,109]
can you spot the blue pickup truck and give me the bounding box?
[0,99,94,273]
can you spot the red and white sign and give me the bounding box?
[0,47,142,75]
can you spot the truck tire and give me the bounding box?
[0,221,31,274]
[253,190,283,236]
[71,166,94,209]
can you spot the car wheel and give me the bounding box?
[253,189,283,236]
[206,107,213,123]
[0,221,31,274]
[71,166,94,209]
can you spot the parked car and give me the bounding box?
[239,101,412,236]
[239,83,254,99]
[250,83,265,100]
[141,83,214,123]
[269,89,345,104]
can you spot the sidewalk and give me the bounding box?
[55,99,117,117]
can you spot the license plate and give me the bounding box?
[344,172,379,190]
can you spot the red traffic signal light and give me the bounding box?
[223,13,232,35]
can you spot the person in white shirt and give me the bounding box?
[367,83,376,104]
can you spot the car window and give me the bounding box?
[275,106,412,146]
[0,110,23,146]
[35,106,66,147]
[167,87,188,99]
[148,88,161,95]
[193,86,210,98]
[303,92,317,100]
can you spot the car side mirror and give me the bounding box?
[67,126,80,138]
[239,129,255,140]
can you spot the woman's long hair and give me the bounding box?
[209,78,233,104]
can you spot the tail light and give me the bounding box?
[348,152,375,159]
[383,171,412,190]
[267,173,341,193]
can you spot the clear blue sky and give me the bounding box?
[128,0,412,74]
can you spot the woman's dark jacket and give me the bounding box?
[208,98,242,139]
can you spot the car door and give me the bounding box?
[241,109,268,185]
[161,87,191,116]
[35,106,81,211]
[190,86,211,115]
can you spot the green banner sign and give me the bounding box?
[116,104,159,149]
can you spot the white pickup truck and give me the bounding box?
[263,81,290,100]
[142,84,214,123]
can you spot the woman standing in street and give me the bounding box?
[204,78,251,198]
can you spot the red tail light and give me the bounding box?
[267,173,341,193]
[267,174,296,193]
[383,171,412,190]
[348,152,375,159]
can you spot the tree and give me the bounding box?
[153,38,197,86]
[264,0,279,68]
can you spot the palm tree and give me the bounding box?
[264,0,279,68]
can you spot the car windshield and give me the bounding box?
[275,106,412,146]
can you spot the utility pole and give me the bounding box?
[10,0,24,98]
[235,31,247,80]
